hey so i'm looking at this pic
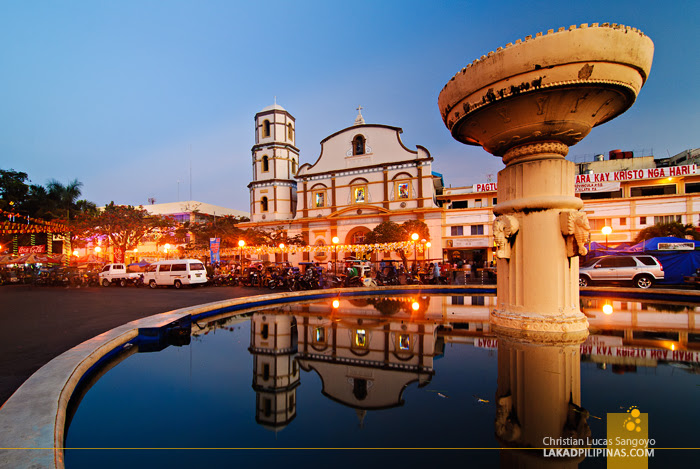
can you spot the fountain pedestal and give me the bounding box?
[438,23,654,333]
[492,142,587,332]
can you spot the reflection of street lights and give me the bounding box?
[238,240,245,267]
[602,226,612,250]
[332,236,340,275]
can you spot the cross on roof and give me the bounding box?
[354,105,365,125]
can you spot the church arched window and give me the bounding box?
[261,197,269,212]
[262,120,271,138]
[291,158,297,175]
[262,155,269,172]
[352,135,365,156]
[287,123,294,141]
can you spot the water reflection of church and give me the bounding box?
[248,297,446,428]
[245,295,700,434]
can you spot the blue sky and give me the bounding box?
[1,0,698,211]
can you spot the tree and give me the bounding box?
[364,220,431,269]
[247,227,306,247]
[633,222,700,244]
[74,203,176,261]
[46,178,83,221]
[401,219,431,242]
[0,169,30,212]
[176,215,248,251]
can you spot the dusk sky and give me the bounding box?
[2,0,698,212]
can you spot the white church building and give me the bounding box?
[240,103,443,264]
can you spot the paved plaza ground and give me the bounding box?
[0,284,270,406]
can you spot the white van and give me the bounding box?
[144,259,207,288]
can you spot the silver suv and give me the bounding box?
[579,255,664,289]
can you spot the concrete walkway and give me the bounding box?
[0,284,271,406]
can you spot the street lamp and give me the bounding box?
[238,240,245,268]
[164,243,170,260]
[602,226,612,250]
[279,243,285,263]
[94,246,102,262]
[332,236,342,274]
[411,233,419,270]
[425,241,431,261]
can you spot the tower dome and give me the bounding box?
[260,103,287,113]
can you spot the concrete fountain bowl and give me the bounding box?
[438,23,654,158]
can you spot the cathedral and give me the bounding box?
[240,103,444,264]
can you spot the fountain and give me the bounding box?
[438,23,654,333]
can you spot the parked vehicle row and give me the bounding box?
[3,255,667,290]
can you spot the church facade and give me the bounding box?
[241,104,443,264]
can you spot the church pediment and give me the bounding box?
[297,124,431,178]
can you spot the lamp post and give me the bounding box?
[332,236,340,275]
[411,233,419,270]
[425,241,431,261]
[602,226,612,250]
[94,246,102,263]
[279,243,285,263]
[164,243,170,260]
[238,240,245,269]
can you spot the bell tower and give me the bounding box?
[249,103,298,223]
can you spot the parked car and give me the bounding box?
[143,259,207,288]
[579,255,664,289]
[98,263,141,287]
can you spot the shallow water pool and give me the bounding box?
[64,294,700,468]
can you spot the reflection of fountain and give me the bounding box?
[495,328,589,467]
[438,24,653,333]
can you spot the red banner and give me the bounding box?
[18,245,46,254]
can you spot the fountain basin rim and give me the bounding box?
[438,23,654,118]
